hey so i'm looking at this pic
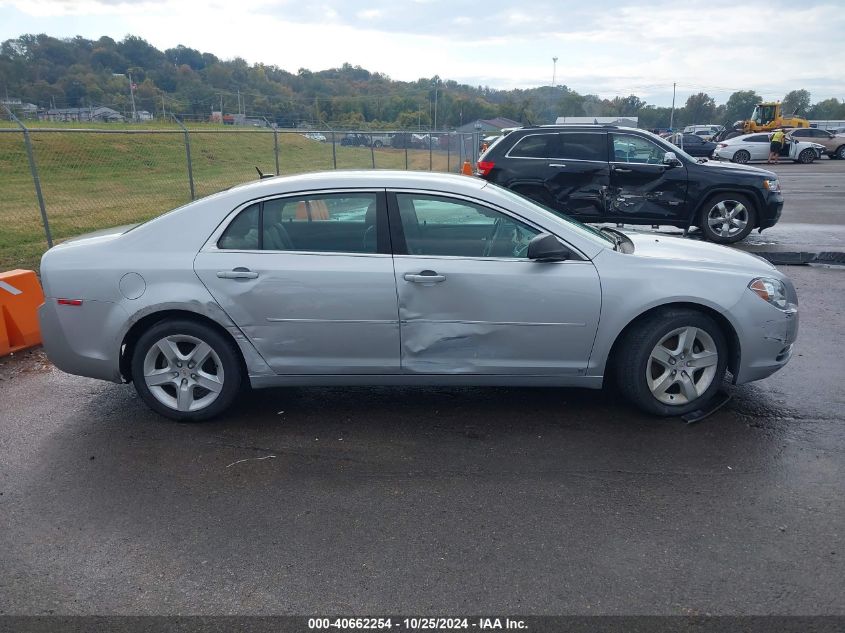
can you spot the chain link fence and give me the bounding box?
[0,107,483,272]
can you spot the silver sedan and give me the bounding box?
[38,171,799,420]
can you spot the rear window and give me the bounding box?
[557,132,607,161]
[508,134,559,158]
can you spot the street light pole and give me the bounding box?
[433,78,439,131]
[552,57,558,87]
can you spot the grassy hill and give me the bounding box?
[0,122,460,271]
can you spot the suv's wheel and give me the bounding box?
[797,148,816,164]
[699,194,755,243]
[373,140,383,148]
[731,149,751,164]
[131,319,242,421]
[835,145,845,160]
[616,309,728,416]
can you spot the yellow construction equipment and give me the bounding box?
[739,102,810,134]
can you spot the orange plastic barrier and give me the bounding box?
[0,269,45,356]
[461,160,473,175]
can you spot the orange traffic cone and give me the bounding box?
[461,160,473,175]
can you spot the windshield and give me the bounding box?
[484,182,615,247]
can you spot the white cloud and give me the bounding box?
[1,0,843,104]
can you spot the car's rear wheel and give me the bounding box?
[731,149,751,164]
[699,194,755,243]
[798,148,816,164]
[616,309,728,416]
[131,319,242,421]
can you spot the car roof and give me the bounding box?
[226,169,488,196]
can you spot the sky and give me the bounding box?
[1,0,844,107]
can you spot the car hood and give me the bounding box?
[697,159,776,178]
[625,232,775,273]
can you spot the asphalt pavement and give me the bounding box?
[1,265,843,616]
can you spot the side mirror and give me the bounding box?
[663,151,682,167]
[528,233,569,262]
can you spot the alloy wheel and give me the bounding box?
[646,326,719,406]
[142,334,224,412]
[707,200,749,239]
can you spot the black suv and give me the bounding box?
[477,125,784,243]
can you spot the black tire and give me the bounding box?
[615,308,729,416]
[731,149,750,164]
[699,193,756,244]
[835,145,845,160]
[131,319,242,421]
[798,148,815,164]
[373,140,383,148]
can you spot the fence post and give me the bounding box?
[172,115,195,200]
[330,130,337,169]
[5,106,52,248]
[447,132,451,172]
[405,142,409,170]
[369,133,375,169]
[429,133,433,171]
[273,128,280,175]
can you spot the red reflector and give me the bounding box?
[57,298,83,306]
[477,160,495,176]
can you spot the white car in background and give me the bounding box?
[713,132,825,164]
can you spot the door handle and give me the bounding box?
[217,268,259,280]
[548,163,567,168]
[612,166,633,173]
[404,272,446,283]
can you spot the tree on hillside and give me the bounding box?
[807,98,845,120]
[723,90,761,126]
[682,92,716,124]
[781,89,811,116]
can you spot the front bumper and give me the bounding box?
[759,192,784,230]
[731,290,799,384]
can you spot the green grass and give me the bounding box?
[0,125,460,272]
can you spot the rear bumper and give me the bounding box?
[38,298,127,383]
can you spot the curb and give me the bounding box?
[752,251,845,266]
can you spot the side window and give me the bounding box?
[264,193,378,253]
[219,193,379,253]
[218,203,260,250]
[509,134,559,158]
[611,134,665,164]
[792,129,809,137]
[557,132,607,161]
[396,194,540,259]
[747,135,768,143]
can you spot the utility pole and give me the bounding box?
[552,57,558,87]
[433,77,440,131]
[669,82,676,130]
[127,71,137,122]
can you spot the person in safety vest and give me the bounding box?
[769,128,785,164]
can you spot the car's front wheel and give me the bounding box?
[131,319,242,421]
[835,145,845,160]
[616,309,728,416]
[797,148,816,164]
[699,194,755,243]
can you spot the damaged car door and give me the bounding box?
[194,191,401,374]
[389,192,602,375]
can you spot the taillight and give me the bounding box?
[57,298,83,306]
[477,160,495,176]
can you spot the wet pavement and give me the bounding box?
[0,265,843,615]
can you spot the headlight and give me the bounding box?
[763,178,780,192]
[749,277,789,309]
